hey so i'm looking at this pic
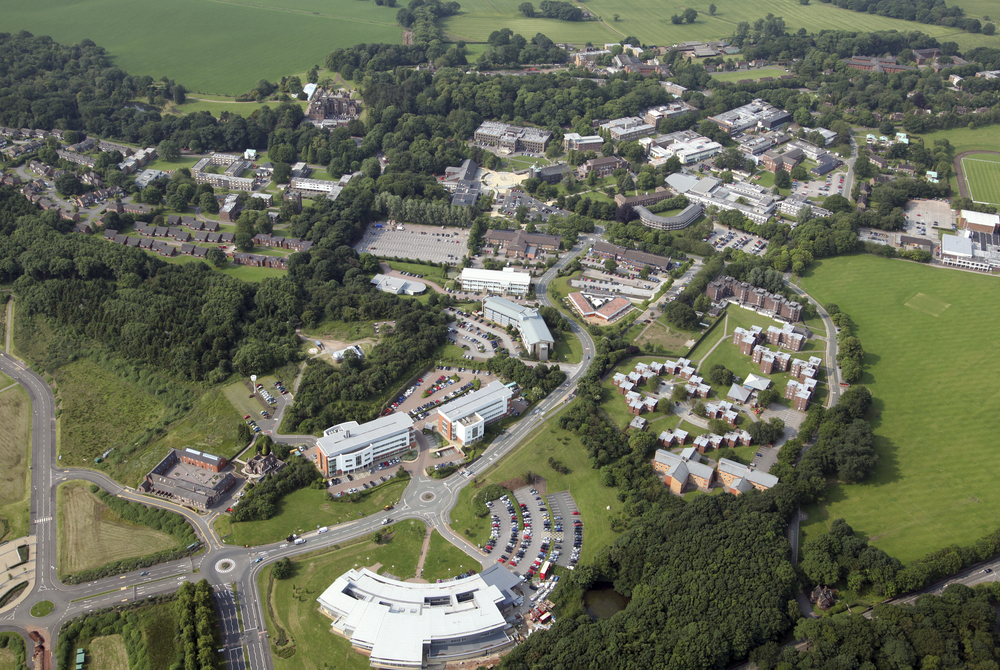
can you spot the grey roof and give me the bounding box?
[727,384,752,403]
[483,296,553,347]
[718,458,778,489]
[438,381,513,422]
[665,172,701,193]
[317,414,413,459]
[941,234,973,257]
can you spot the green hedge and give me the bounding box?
[0,633,28,670]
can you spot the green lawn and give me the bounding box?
[450,402,623,563]
[167,98,306,118]
[421,530,477,582]
[2,0,401,95]
[218,480,408,546]
[797,255,1000,562]
[301,319,375,342]
[551,329,583,364]
[917,125,1000,155]
[711,67,788,83]
[141,156,202,173]
[383,261,452,286]
[135,601,180,670]
[960,154,1000,205]
[258,523,428,668]
[0,385,31,542]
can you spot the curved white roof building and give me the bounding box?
[317,565,522,668]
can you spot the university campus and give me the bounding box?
[5,0,1000,669]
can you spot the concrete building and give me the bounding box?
[140,448,235,509]
[437,381,513,444]
[959,209,1000,233]
[484,230,561,259]
[708,100,792,135]
[482,296,554,360]
[370,274,427,295]
[576,156,629,179]
[779,194,832,220]
[562,133,604,153]
[670,175,777,225]
[717,458,778,494]
[460,268,531,297]
[600,117,656,142]
[633,203,704,231]
[316,565,521,669]
[316,414,415,476]
[473,122,551,154]
[643,102,696,126]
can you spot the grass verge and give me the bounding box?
[0,385,30,541]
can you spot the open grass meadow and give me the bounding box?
[918,125,1000,155]
[961,154,1000,205]
[0,648,17,670]
[449,402,623,563]
[0,385,31,542]
[259,524,436,670]
[383,261,453,287]
[797,255,1000,562]
[217,480,408,546]
[89,636,129,670]
[54,359,165,469]
[551,329,583,364]
[165,97,306,119]
[421,530,477,582]
[1,0,401,95]
[135,600,180,670]
[57,481,178,577]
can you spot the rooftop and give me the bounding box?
[438,381,513,423]
[483,296,554,346]
[317,414,413,459]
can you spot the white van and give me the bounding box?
[294,538,306,545]
[317,527,329,534]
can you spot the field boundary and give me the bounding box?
[953,150,1000,202]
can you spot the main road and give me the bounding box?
[0,235,600,670]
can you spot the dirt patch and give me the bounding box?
[635,321,693,353]
[497,476,547,495]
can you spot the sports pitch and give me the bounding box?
[797,255,1000,562]
[961,154,1000,205]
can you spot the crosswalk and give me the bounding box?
[34,516,52,523]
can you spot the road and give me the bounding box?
[786,283,842,407]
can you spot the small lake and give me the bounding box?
[583,586,630,620]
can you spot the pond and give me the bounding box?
[583,585,630,620]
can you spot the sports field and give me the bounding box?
[798,255,1000,562]
[711,67,788,83]
[57,481,178,576]
[961,154,1000,205]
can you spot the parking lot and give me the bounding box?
[355,222,470,264]
[544,491,581,568]
[498,190,570,222]
[793,171,845,199]
[710,227,769,255]
[903,198,955,237]
[389,367,496,427]
[447,309,520,359]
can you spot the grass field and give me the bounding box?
[384,261,453,286]
[960,154,1000,205]
[217,480,408,546]
[301,319,375,342]
[166,97,306,118]
[0,649,16,670]
[421,530,477,582]
[54,359,165,469]
[449,402,623,563]
[711,67,788,83]
[634,320,698,356]
[89,635,129,670]
[797,255,1000,562]
[0,385,31,542]
[260,524,430,670]
[918,125,1000,155]
[57,481,178,576]
[2,0,401,95]
[551,330,583,364]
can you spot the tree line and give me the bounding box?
[175,580,222,670]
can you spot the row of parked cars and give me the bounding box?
[483,494,518,555]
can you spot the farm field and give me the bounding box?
[0,385,31,542]
[449,401,623,563]
[56,481,178,576]
[1,0,401,95]
[797,255,1000,562]
[442,0,966,47]
[960,154,1000,205]
[258,522,469,670]
[216,480,408,546]
[54,359,165,470]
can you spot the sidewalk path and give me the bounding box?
[693,313,728,371]
[414,527,433,578]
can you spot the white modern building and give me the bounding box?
[482,296,554,360]
[437,381,513,444]
[459,267,531,297]
[370,274,426,295]
[316,414,414,476]
[317,565,522,669]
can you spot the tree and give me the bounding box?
[670,13,682,24]
[671,384,688,402]
[604,257,617,273]
[55,172,84,197]
[613,13,619,21]
[790,165,807,181]
[664,301,698,330]
[984,22,996,35]
[273,162,292,184]
[272,557,293,579]
[629,432,657,457]
[158,139,180,159]
[168,192,188,212]
[774,167,791,189]
[708,364,733,387]
[200,192,219,214]
[206,247,227,268]
[682,7,697,22]
[708,3,716,14]
[853,151,874,179]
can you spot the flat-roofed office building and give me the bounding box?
[437,381,513,444]
[316,414,415,476]
[459,267,531,297]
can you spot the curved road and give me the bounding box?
[0,236,600,670]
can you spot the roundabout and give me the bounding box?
[420,491,436,502]
[215,559,236,574]
[30,600,54,618]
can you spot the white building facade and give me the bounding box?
[316,414,415,476]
